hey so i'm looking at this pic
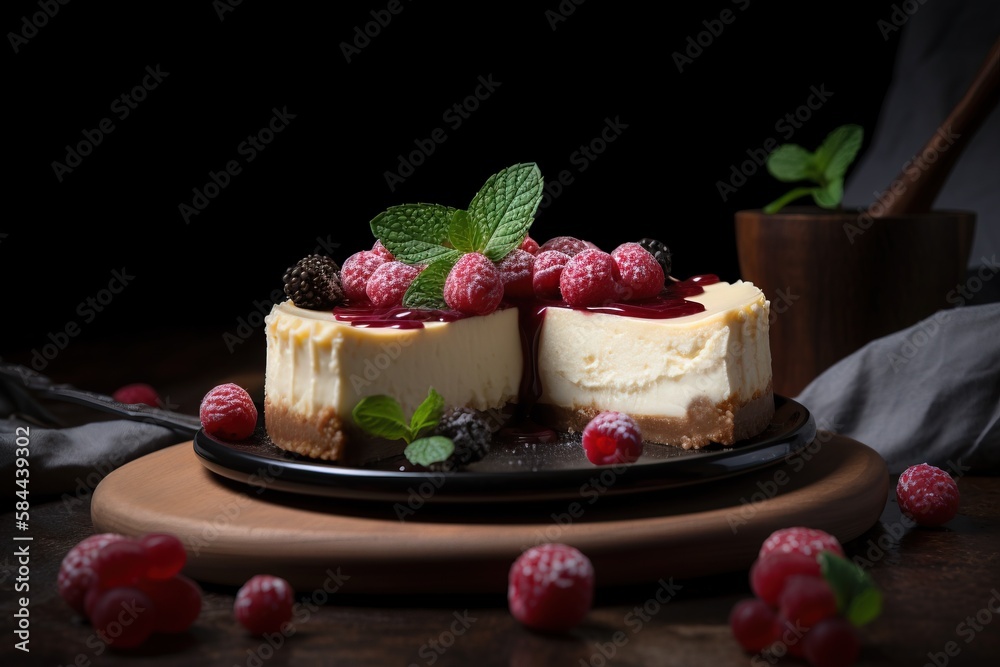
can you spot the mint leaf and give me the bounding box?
[448,210,477,253]
[814,124,864,181]
[468,163,544,261]
[812,180,843,209]
[402,256,459,309]
[766,144,816,182]
[371,203,460,265]
[762,124,862,214]
[410,387,445,438]
[404,436,455,467]
[351,395,411,443]
[819,551,882,626]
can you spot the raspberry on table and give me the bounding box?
[139,574,203,634]
[539,236,593,256]
[612,242,665,300]
[371,240,395,261]
[199,383,258,441]
[759,527,845,561]
[507,543,594,633]
[520,236,540,255]
[90,587,157,649]
[112,383,161,407]
[443,252,504,315]
[341,250,387,303]
[93,539,149,589]
[139,533,187,580]
[749,551,822,606]
[497,249,536,299]
[560,249,620,307]
[896,463,960,526]
[729,597,778,652]
[532,250,571,299]
[778,574,838,629]
[581,411,643,465]
[58,533,131,615]
[366,261,421,307]
[234,574,295,636]
[802,616,862,667]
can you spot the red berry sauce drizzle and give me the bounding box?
[332,275,718,442]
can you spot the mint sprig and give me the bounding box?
[351,387,445,445]
[368,163,544,307]
[404,436,455,467]
[763,124,863,214]
[819,550,882,626]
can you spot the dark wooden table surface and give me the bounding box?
[2,329,998,666]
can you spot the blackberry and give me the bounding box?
[637,238,672,277]
[283,255,344,309]
[429,407,492,471]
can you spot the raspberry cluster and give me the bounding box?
[729,527,863,667]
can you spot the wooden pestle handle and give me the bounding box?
[870,36,1000,217]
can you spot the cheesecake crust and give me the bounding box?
[263,397,346,461]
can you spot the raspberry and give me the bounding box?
[759,527,844,561]
[93,539,148,589]
[139,574,203,634]
[637,238,672,277]
[430,407,492,470]
[508,543,594,633]
[234,574,295,636]
[749,551,822,606]
[341,250,387,303]
[58,533,131,615]
[283,255,344,309]
[896,463,960,526]
[611,242,665,300]
[802,616,862,667]
[91,587,157,649]
[112,383,161,407]
[371,240,395,261]
[559,249,619,307]
[520,236,540,255]
[581,411,643,465]
[497,249,536,299]
[366,261,421,307]
[539,236,592,256]
[139,533,187,580]
[199,383,258,441]
[532,250,570,299]
[443,252,504,315]
[729,598,778,653]
[778,574,838,629]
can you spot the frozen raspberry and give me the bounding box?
[520,236,540,255]
[443,252,504,315]
[759,527,845,561]
[750,551,822,606]
[199,383,258,441]
[139,533,187,580]
[497,249,536,299]
[235,574,295,636]
[802,617,862,667]
[365,261,421,307]
[532,250,570,299]
[508,543,594,633]
[896,463,960,526]
[729,598,778,653]
[371,240,395,261]
[559,249,619,307]
[58,533,131,615]
[93,539,148,588]
[90,587,157,649]
[582,411,643,465]
[139,574,203,634]
[612,242,665,300]
[637,238,672,277]
[341,250,387,303]
[539,236,592,256]
[112,383,161,407]
[778,574,838,629]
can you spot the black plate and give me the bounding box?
[193,395,816,504]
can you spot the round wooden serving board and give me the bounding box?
[91,433,888,595]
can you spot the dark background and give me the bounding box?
[4,1,905,375]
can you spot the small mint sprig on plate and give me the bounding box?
[369,163,544,309]
[763,124,864,214]
[351,387,455,466]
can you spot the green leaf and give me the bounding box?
[402,256,460,309]
[815,124,864,181]
[819,551,882,626]
[404,436,455,467]
[812,180,843,209]
[448,210,477,253]
[762,186,818,214]
[766,144,816,182]
[351,395,411,443]
[468,163,544,262]
[410,387,445,438]
[370,203,459,265]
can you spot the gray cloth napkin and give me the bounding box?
[796,303,1000,476]
[0,379,187,498]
